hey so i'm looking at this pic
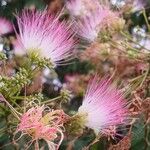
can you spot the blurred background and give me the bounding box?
[0,0,150,150]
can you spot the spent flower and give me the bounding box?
[16,105,68,149]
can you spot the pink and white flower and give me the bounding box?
[15,10,75,66]
[0,17,13,36]
[74,5,119,42]
[74,7,106,42]
[78,76,129,136]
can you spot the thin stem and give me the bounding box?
[24,85,27,113]
[84,136,100,149]
[108,35,149,61]
[142,10,150,32]
[0,104,10,113]
[0,127,6,134]
[2,60,7,76]
[1,95,21,120]
[11,100,22,110]
[41,96,62,104]
[120,31,150,51]
[11,96,27,100]
[35,140,39,150]
[108,41,147,61]
[139,67,149,88]
[129,74,145,82]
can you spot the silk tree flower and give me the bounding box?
[74,7,107,42]
[0,17,13,36]
[15,10,75,66]
[66,0,100,17]
[74,5,120,42]
[76,76,129,136]
[76,14,100,42]
[15,105,68,149]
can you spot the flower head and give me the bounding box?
[74,7,106,42]
[0,17,13,36]
[77,76,129,136]
[66,0,100,16]
[16,105,68,149]
[15,9,75,66]
[74,4,120,42]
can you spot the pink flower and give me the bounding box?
[66,0,100,16]
[16,105,68,149]
[15,10,75,66]
[0,17,13,36]
[78,76,129,136]
[74,5,119,42]
[74,8,105,42]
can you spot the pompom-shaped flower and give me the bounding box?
[74,4,120,42]
[74,7,108,42]
[0,17,13,36]
[15,10,75,66]
[77,76,129,136]
[16,105,68,149]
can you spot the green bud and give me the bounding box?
[60,89,72,103]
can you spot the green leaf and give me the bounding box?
[131,119,145,150]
